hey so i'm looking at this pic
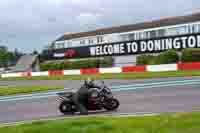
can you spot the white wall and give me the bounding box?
[113,55,137,67]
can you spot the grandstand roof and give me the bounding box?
[56,12,200,41]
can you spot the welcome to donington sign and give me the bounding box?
[50,33,200,59]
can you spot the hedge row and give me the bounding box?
[40,57,113,71]
[40,48,200,70]
[137,48,200,65]
[181,48,200,62]
[136,50,179,65]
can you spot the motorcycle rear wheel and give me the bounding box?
[104,98,120,111]
[59,101,74,115]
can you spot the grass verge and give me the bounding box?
[0,86,64,96]
[2,70,200,80]
[0,112,200,133]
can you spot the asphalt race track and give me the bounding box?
[1,77,200,88]
[0,77,200,124]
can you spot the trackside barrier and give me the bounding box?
[31,71,49,77]
[1,73,22,78]
[2,62,200,78]
[80,68,99,75]
[48,70,64,76]
[122,66,146,73]
[64,70,80,75]
[99,67,122,74]
[21,72,32,77]
[178,62,200,70]
[147,64,178,72]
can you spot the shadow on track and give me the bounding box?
[59,109,119,117]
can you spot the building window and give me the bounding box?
[54,41,65,49]
[143,32,148,39]
[135,33,140,40]
[192,24,196,33]
[187,24,193,34]
[64,41,68,48]
[166,28,177,36]
[194,24,199,33]
[67,41,72,48]
[120,34,129,41]
[198,24,200,32]
[157,29,165,37]
[80,40,85,45]
[89,39,94,44]
[150,31,156,38]
[128,33,135,40]
[177,26,187,35]
[97,36,104,43]
[146,31,151,39]
[139,32,143,40]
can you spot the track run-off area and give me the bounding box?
[0,77,200,124]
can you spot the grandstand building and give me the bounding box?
[44,12,200,66]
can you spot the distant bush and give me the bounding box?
[40,57,113,71]
[155,50,179,64]
[136,55,155,65]
[99,56,114,67]
[181,48,200,62]
[136,50,179,65]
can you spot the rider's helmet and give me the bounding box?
[84,77,94,86]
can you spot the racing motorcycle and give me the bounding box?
[57,81,120,114]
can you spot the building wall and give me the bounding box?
[53,21,200,50]
[113,53,161,67]
[113,55,137,67]
[48,21,200,66]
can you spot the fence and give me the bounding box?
[1,62,200,78]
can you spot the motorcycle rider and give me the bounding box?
[72,78,101,115]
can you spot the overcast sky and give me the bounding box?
[0,0,200,53]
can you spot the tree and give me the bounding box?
[0,47,9,67]
[13,48,24,61]
[32,49,38,55]
[0,46,22,67]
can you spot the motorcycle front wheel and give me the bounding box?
[103,98,120,111]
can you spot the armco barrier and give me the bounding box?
[178,62,200,70]
[99,67,122,74]
[2,62,200,78]
[31,71,48,76]
[147,64,178,72]
[122,66,146,73]
[64,70,80,75]
[21,72,32,77]
[1,72,22,78]
[80,68,99,75]
[48,70,64,76]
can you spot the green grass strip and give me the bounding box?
[1,70,200,80]
[0,86,64,96]
[1,112,200,133]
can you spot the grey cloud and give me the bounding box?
[0,0,200,52]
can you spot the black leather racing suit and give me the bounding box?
[72,81,101,114]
